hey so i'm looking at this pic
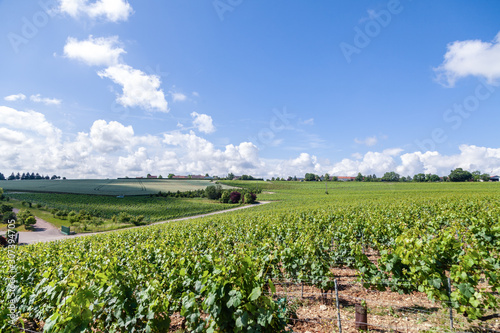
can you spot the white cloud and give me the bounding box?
[89,119,134,152]
[171,92,187,102]
[163,131,261,175]
[59,0,133,22]
[191,112,215,134]
[0,128,27,145]
[435,32,500,86]
[330,148,402,176]
[2,106,500,179]
[64,36,168,112]
[0,106,61,144]
[354,135,378,147]
[351,152,363,160]
[4,94,26,102]
[30,94,62,106]
[64,36,125,67]
[98,64,168,112]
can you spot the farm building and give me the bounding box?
[491,175,499,182]
[337,176,356,181]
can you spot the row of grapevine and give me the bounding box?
[1,184,499,331]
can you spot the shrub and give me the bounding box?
[244,193,257,204]
[24,216,37,230]
[220,191,230,203]
[117,212,132,224]
[132,215,146,226]
[2,211,16,224]
[17,209,34,225]
[68,211,78,225]
[229,191,241,204]
[89,217,104,226]
[1,204,13,213]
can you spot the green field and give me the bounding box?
[0,178,233,196]
[1,181,499,332]
[6,193,240,224]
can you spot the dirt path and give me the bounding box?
[17,201,272,245]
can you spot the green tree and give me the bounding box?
[24,216,37,230]
[304,173,316,181]
[227,172,235,180]
[206,185,223,200]
[429,174,440,182]
[382,171,400,182]
[332,176,338,181]
[449,168,473,182]
[355,173,363,182]
[168,174,174,179]
[323,173,330,181]
[471,170,481,181]
[413,173,426,182]
[481,173,490,181]
[2,211,16,224]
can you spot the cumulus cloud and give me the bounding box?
[2,107,500,179]
[4,94,26,102]
[0,106,61,144]
[330,148,402,176]
[30,94,62,106]
[64,36,125,66]
[163,131,261,175]
[0,128,27,145]
[171,92,187,102]
[64,36,168,112]
[190,112,215,134]
[89,119,134,152]
[354,135,378,147]
[98,64,168,112]
[59,0,133,22]
[267,153,323,178]
[435,32,500,86]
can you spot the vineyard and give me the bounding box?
[1,181,500,332]
[0,179,233,196]
[5,193,239,224]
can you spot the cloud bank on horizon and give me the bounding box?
[0,1,499,179]
[1,105,500,178]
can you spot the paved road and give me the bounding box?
[16,201,271,245]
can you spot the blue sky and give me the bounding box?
[1,0,500,179]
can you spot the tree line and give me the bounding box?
[269,168,493,183]
[0,172,64,181]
